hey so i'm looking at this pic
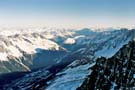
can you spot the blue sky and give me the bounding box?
[0,0,135,28]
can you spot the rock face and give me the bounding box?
[77,40,135,90]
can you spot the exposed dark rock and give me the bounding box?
[77,40,135,90]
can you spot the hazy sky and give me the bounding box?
[0,0,135,28]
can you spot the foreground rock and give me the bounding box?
[77,40,135,90]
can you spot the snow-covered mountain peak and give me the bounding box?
[1,28,135,90]
[0,34,63,61]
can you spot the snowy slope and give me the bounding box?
[46,61,95,90]
[1,27,135,90]
[77,40,135,90]
[45,29,135,90]
[0,27,68,74]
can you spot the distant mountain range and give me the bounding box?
[0,27,135,90]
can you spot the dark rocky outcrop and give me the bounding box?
[77,40,135,90]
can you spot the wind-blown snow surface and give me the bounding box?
[46,61,95,90]
[95,36,131,58]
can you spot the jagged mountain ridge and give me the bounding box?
[0,28,134,74]
[77,40,135,90]
[2,29,135,90]
[45,30,135,90]
[0,27,78,74]
[0,30,66,74]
